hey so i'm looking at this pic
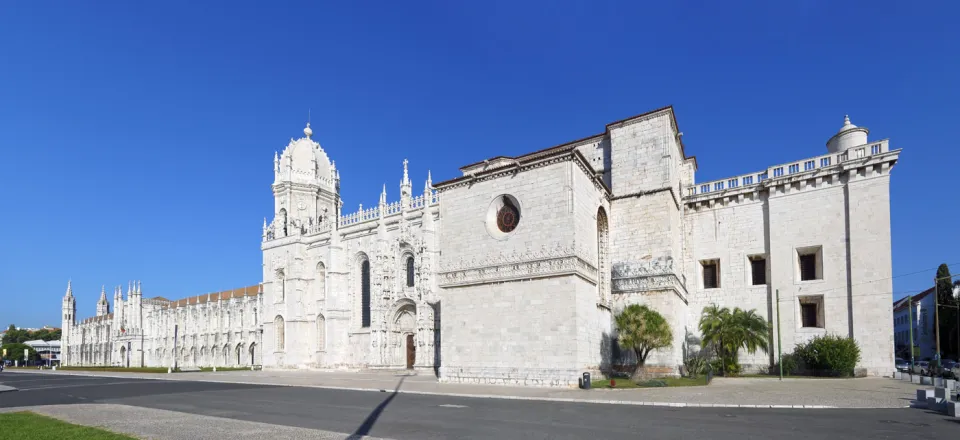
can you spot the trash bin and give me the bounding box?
[582,372,591,390]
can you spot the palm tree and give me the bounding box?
[698,304,770,375]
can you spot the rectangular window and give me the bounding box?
[700,184,710,193]
[797,246,823,281]
[728,178,739,188]
[799,295,824,328]
[743,176,753,185]
[856,148,865,158]
[788,164,800,174]
[804,160,815,171]
[871,144,881,154]
[773,167,784,177]
[701,259,720,289]
[714,182,724,191]
[749,255,767,285]
[820,157,831,167]
[759,172,769,181]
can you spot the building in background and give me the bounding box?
[23,339,61,366]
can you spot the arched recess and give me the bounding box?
[120,345,127,368]
[597,206,610,304]
[249,342,257,366]
[275,315,285,351]
[236,342,244,366]
[389,299,417,368]
[317,313,326,352]
[278,208,288,236]
[275,269,286,303]
[223,344,230,366]
[316,262,327,301]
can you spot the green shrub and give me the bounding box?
[636,379,667,387]
[684,355,707,378]
[776,353,798,376]
[794,335,861,377]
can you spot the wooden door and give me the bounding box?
[405,334,415,369]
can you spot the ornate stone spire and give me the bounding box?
[99,286,107,302]
[304,122,313,139]
[380,184,387,206]
[65,280,73,298]
[425,170,433,193]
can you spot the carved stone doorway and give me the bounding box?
[405,334,415,369]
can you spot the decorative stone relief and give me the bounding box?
[438,251,598,288]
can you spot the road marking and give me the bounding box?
[18,381,146,391]
[438,404,468,408]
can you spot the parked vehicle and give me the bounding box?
[912,361,930,375]
[895,358,910,372]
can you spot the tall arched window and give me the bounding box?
[405,256,415,287]
[317,262,326,300]
[597,207,610,303]
[275,315,285,351]
[361,259,371,328]
[317,314,326,351]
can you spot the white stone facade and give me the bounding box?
[60,106,900,383]
[61,281,263,369]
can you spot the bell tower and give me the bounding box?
[270,122,340,237]
[61,280,76,365]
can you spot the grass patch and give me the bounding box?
[589,376,708,389]
[60,366,171,373]
[0,411,136,439]
[736,374,850,379]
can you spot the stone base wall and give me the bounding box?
[438,366,583,387]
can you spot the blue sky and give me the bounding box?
[1,1,957,328]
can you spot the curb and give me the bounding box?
[6,370,854,409]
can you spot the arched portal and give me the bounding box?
[119,345,127,368]
[249,342,257,366]
[236,343,244,366]
[390,300,417,369]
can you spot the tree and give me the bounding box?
[1,324,28,345]
[614,304,673,380]
[936,264,958,360]
[1,343,38,363]
[699,304,770,375]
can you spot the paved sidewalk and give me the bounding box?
[6,369,917,409]
[0,403,390,440]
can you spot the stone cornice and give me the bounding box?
[438,243,598,288]
[610,257,688,303]
[610,186,681,211]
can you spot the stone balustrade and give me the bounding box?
[685,140,889,197]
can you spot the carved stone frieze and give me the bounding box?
[438,250,598,288]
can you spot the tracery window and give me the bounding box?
[597,207,610,303]
[405,255,415,288]
[496,198,520,233]
[361,259,371,328]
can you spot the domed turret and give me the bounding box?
[826,115,869,154]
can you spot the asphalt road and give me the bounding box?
[0,372,955,439]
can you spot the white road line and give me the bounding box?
[18,381,147,391]
[438,404,469,408]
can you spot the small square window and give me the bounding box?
[749,255,767,285]
[799,295,824,328]
[797,246,823,281]
[701,259,720,289]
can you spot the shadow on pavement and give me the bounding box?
[348,376,406,439]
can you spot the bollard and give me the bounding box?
[213,367,217,372]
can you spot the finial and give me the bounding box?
[402,159,410,184]
[843,115,851,126]
[66,279,73,297]
[304,122,313,139]
[380,184,387,204]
